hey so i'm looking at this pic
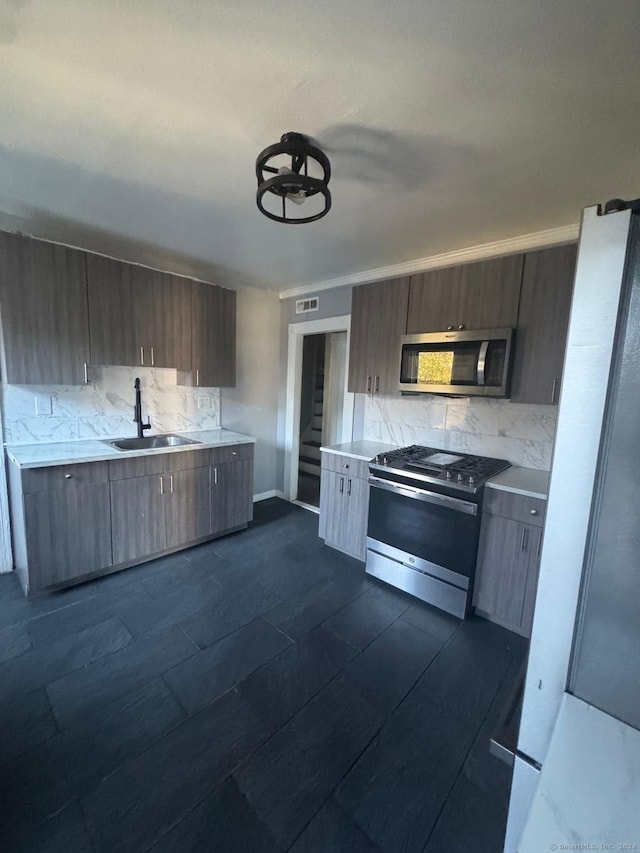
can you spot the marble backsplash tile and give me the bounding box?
[363,395,557,470]
[2,366,221,445]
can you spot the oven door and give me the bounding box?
[367,476,481,588]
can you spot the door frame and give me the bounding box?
[284,314,353,502]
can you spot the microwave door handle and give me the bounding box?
[477,340,489,386]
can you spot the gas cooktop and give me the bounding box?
[370,444,510,493]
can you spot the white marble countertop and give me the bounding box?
[320,440,397,462]
[486,466,550,500]
[5,428,256,469]
[519,693,640,851]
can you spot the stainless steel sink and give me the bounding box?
[104,434,202,451]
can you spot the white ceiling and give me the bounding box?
[1,0,639,291]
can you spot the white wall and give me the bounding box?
[221,284,280,499]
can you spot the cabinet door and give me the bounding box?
[473,513,529,632]
[24,483,112,591]
[110,474,167,564]
[342,474,369,561]
[165,466,211,548]
[457,254,523,331]
[211,459,253,535]
[521,528,543,637]
[348,284,374,393]
[407,266,462,334]
[139,269,192,371]
[185,281,236,388]
[348,277,409,393]
[87,253,141,367]
[319,469,345,549]
[510,244,577,404]
[0,232,90,384]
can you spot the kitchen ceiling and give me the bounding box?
[1,0,639,291]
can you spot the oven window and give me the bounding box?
[367,484,480,579]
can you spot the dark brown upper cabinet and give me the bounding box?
[177,281,236,388]
[348,277,409,394]
[510,243,577,405]
[407,254,524,334]
[87,255,191,371]
[0,232,91,385]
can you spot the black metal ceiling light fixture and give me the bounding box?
[256,132,331,224]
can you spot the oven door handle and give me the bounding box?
[368,476,478,515]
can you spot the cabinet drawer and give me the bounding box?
[483,489,545,527]
[164,448,210,472]
[321,452,369,480]
[22,462,110,493]
[108,454,168,481]
[210,443,254,465]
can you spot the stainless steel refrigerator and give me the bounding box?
[504,200,640,850]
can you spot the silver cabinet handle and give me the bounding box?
[343,463,349,469]
[366,376,372,393]
[447,325,454,331]
[64,473,73,479]
[530,508,538,516]
[536,532,543,559]
[214,467,218,485]
[160,476,164,495]
[169,474,174,494]
[83,362,89,384]
[140,346,145,366]
[339,477,344,494]
[520,527,528,552]
[151,346,155,367]
[458,324,465,330]
[196,368,200,387]
[551,378,559,404]
[347,478,352,496]
[374,376,380,393]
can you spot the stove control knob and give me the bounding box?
[383,456,388,465]
[469,475,476,484]
[457,473,465,481]
[445,470,453,479]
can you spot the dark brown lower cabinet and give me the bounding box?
[9,442,254,595]
[23,484,112,593]
[165,466,212,548]
[110,474,167,564]
[211,459,254,535]
[473,490,545,637]
[8,461,113,594]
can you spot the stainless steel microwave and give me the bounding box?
[398,328,514,397]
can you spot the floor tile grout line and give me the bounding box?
[419,650,521,852]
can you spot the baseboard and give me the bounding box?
[253,490,285,503]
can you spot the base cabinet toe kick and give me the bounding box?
[8,443,254,595]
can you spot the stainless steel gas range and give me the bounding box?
[366,445,510,619]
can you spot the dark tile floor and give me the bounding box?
[0,499,526,853]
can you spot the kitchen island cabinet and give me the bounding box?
[473,487,545,637]
[0,232,91,385]
[348,277,409,394]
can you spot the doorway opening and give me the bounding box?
[297,332,348,507]
[284,314,353,511]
